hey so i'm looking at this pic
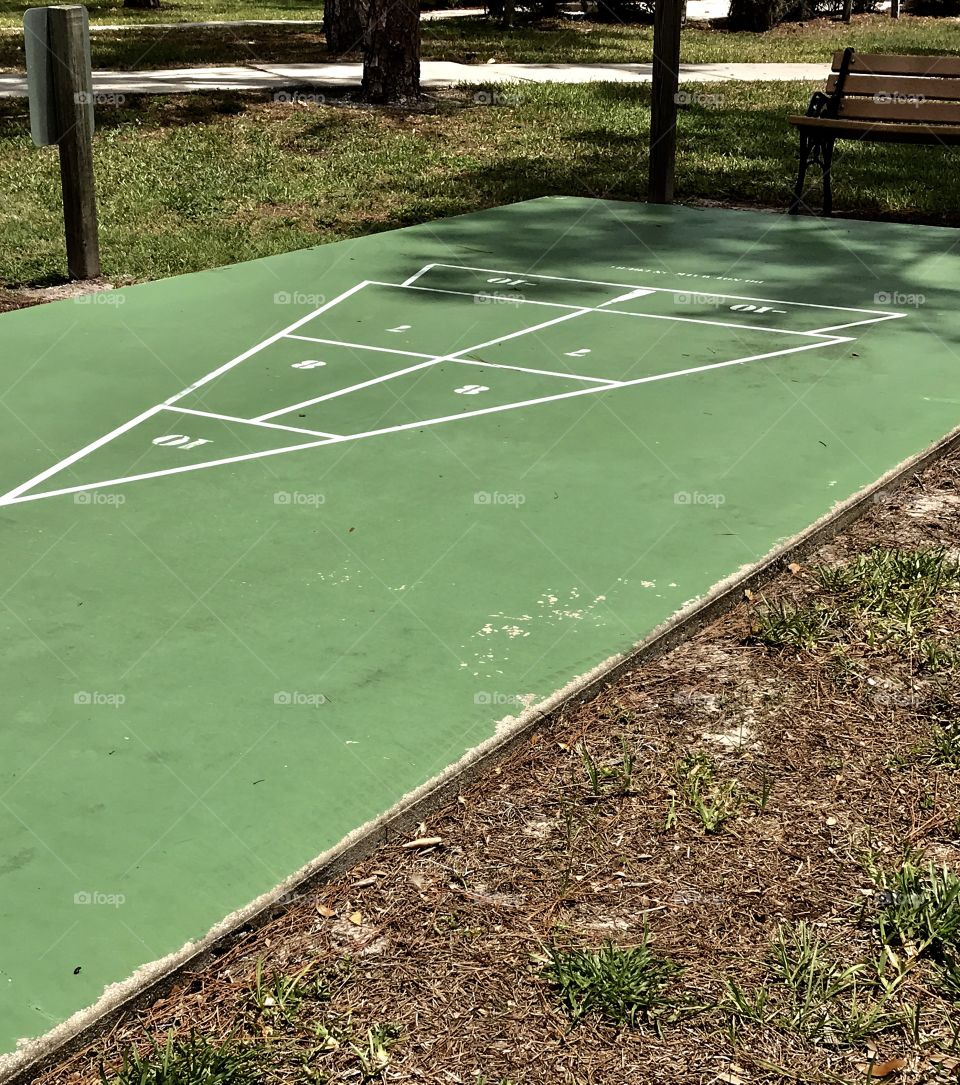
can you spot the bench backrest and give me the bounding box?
[825,50,960,125]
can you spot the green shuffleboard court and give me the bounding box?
[2,197,959,1065]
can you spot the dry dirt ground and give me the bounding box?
[31,447,960,1085]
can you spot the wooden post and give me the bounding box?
[890,0,900,18]
[48,6,100,280]
[648,0,683,204]
[841,0,852,22]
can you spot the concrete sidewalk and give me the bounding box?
[0,59,828,97]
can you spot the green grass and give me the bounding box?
[3,81,960,291]
[101,1033,263,1085]
[543,935,682,1025]
[723,922,904,1044]
[250,959,327,1024]
[751,600,836,650]
[753,548,960,653]
[0,24,335,71]
[928,722,960,766]
[0,0,324,27]
[1,12,957,68]
[422,13,960,64]
[578,737,635,796]
[674,752,742,833]
[870,860,960,958]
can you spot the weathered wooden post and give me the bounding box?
[24,5,101,280]
[648,0,683,204]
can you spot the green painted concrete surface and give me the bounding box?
[1,197,958,1057]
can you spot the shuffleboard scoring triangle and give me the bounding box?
[0,406,338,507]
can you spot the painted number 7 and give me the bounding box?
[153,434,213,451]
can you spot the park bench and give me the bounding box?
[788,48,960,215]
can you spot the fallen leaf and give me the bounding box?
[743,588,754,601]
[788,561,802,574]
[348,910,363,926]
[316,904,336,918]
[354,876,377,888]
[854,1058,907,1078]
[716,1073,745,1085]
[930,1055,960,1071]
[401,836,442,849]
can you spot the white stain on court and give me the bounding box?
[461,588,613,678]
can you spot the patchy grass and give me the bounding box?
[869,859,960,958]
[102,1033,265,1085]
[578,736,635,796]
[753,546,960,657]
[3,81,960,289]
[673,751,743,833]
[0,12,955,66]
[0,24,337,71]
[543,935,683,1025]
[0,0,326,28]
[755,922,902,1043]
[422,13,960,65]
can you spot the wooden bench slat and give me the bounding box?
[788,114,960,142]
[831,50,960,77]
[826,72,960,102]
[837,96,960,123]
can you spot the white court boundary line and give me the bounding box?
[392,281,840,340]
[0,262,878,507]
[402,262,910,332]
[163,406,340,439]
[0,334,848,507]
[0,283,367,507]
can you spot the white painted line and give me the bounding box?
[162,405,340,439]
[420,263,902,319]
[283,335,435,360]
[806,313,908,334]
[254,306,595,423]
[0,436,341,505]
[455,357,622,386]
[0,404,167,506]
[394,282,839,340]
[399,264,437,287]
[0,285,370,506]
[1,332,849,507]
[252,357,442,422]
[164,281,372,407]
[600,288,658,306]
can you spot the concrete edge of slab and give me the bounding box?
[4,419,960,1085]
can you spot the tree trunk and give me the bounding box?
[324,0,367,54]
[362,0,420,103]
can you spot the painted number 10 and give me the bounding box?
[729,303,786,315]
[153,434,212,451]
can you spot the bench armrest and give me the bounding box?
[805,90,835,119]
